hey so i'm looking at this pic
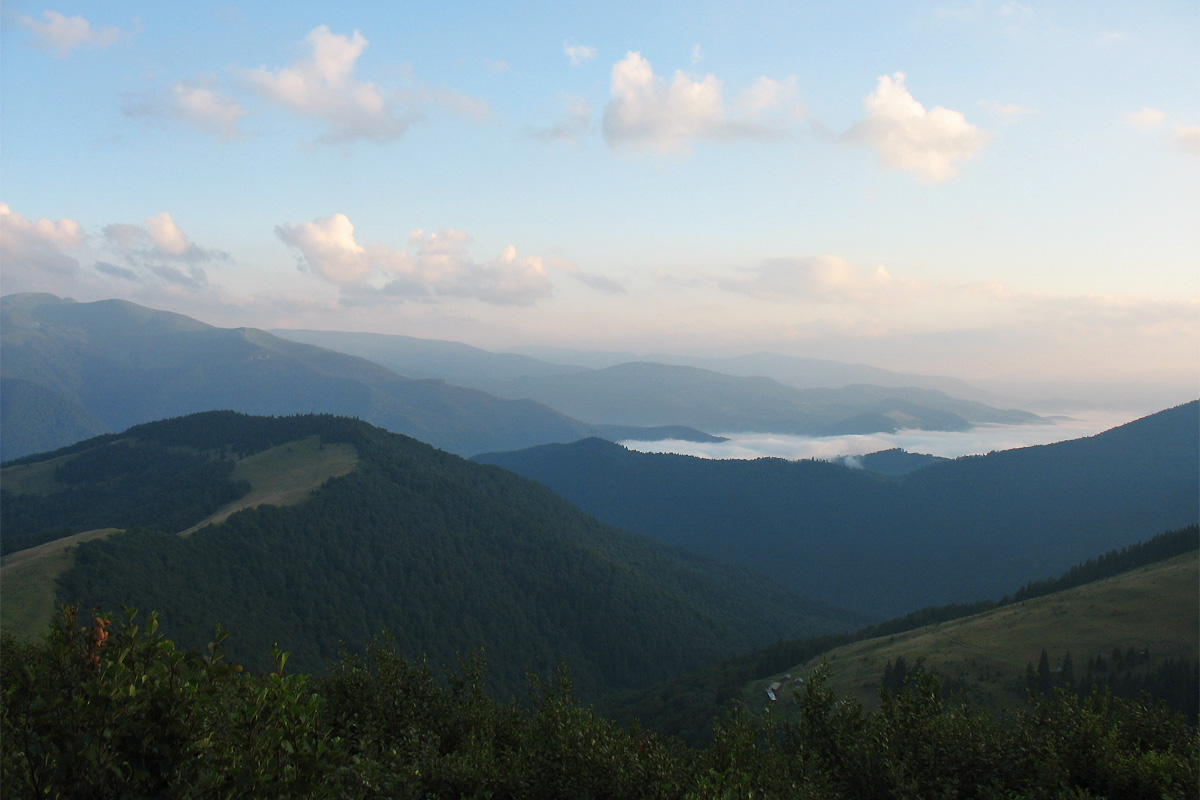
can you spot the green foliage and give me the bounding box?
[4,610,1197,799]
[1,605,338,799]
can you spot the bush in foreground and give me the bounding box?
[3,607,1196,798]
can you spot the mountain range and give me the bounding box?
[0,293,717,461]
[476,401,1200,618]
[274,328,1041,434]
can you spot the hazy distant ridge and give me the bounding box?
[0,294,714,460]
[273,328,1039,434]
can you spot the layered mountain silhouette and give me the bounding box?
[274,329,1040,434]
[0,294,715,461]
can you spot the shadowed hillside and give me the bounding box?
[1,411,862,700]
[477,402,1199,618]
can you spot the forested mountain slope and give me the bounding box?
[0,293,712,460]
[2,412,862,700]
[476,402,1199,618]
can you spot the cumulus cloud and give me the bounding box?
[846,72,986,182]
[983,101,1035,119]
[1124,108,1200,156]
[602,52,802,154]
[241,25,414,145]
[1171,124,1200,156]
[1124,107,1165,130]
[103,212,229,266]
[719,256,920,303]
[0,203,85,278]
[528,96,592,145]
[275,214,375,284]
[277,214,572,305]
[564,42,597,66]
[17,10,134,57]
[171,82,249,140]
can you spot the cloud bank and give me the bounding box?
[277,214,559,305]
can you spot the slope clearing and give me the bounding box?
[0,529,119,639]
[180,436,357,533]
[754,551,1199,714]
[1,433,359,638]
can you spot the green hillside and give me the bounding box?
[477,402,1199,618]
[757,551,1199,715]
[2,411,862,701]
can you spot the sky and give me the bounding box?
[2,1,1197,388]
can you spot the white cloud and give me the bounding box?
[104,212,228,266]
[0,203,84,279]
[564,42,597,66]
[17,10,133,57]
[983,101,1036,119]
[999,2,1034,18]
[1124,107,1165,130]
[529,96,592,145]
[602,52,800,154]
[719,256,921,303]
[1124,109,1200,156]
[277,214,561,305]
[545,257,625,293]
[241,25,413,145]
[690,44,703,65]
[171,82,249,140]
[846,72,987,182]
[275,214,374,284]
[1170,124,1200,156]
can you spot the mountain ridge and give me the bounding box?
[0,293,716,460]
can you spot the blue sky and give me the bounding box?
[2,1,1196,385]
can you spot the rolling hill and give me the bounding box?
[0,411,863,700]
[0,293,715,460]
[476,402,1199,618]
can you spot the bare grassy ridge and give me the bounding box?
[180,437,357,534]
[751,551,1199,714]
[0,529,119,638]
[0,437,358,638]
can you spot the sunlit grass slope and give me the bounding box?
[751,551,1198,714]
[1,436,358,638]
